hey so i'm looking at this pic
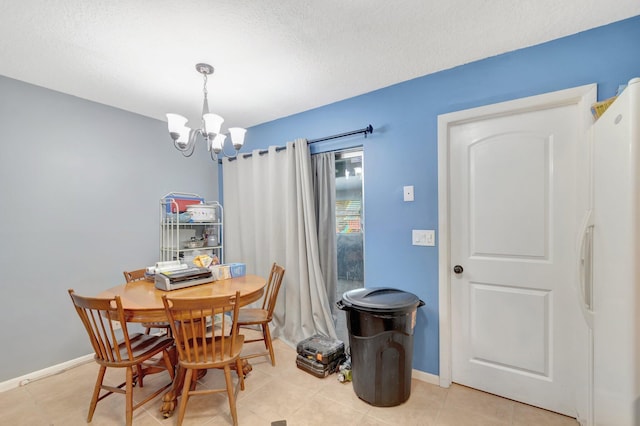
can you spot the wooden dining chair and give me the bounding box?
[235,262,285,366]
[67,289,175,426]
[123,269,172,337]
[162,291,245,426]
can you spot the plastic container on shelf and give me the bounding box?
[186,203,216,222]
[163,193,205,213]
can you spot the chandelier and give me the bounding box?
[166,63,246,161]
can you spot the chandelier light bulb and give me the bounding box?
[228,127,247,150]
[211,133,227,154]
[166,113,188,141]
[176,126,191,149]
[203,113,224,136]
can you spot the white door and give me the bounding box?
[439,85,595,416]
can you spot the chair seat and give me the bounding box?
[179,335,245,369]
[236,308,269,325]
[95,333,174,367]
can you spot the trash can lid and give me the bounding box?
[341,287,422,313]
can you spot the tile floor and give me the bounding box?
[0,329,579,426]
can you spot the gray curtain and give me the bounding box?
[221,139,337,347]
[311,152,338,319]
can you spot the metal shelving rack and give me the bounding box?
[159,192,224,264]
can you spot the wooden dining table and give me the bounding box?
[97,274,267,418]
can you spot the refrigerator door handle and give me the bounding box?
[577,209,594,328]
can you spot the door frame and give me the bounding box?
[437,83,597,388]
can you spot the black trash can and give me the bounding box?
[337,287,424,407]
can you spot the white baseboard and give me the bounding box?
[412,369,440,386]
[0,354,94,393]
[1,356,441,394]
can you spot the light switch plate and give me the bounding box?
[413,229,436,246]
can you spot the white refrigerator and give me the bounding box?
[580,77,640,425]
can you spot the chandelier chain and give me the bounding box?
[202,73,208,97]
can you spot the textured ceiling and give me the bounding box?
[1,1,638,130]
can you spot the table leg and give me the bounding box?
[239,359,253,377]
[161,365,184,418]
[161,367,209,418]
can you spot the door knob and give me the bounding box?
[453,265,464,274]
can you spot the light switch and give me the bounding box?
[425,230,435,246]
[413,229,436,246]
[404,185,414,202]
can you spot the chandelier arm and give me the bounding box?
[173,129,198,157]
[178,141,196,157]
[215,141,240,159]
[181,148,195,158]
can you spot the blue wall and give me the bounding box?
[238,16,640,375]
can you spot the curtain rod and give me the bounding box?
[307,124,373,144]
[223,124,373,162]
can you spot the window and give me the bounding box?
[334,149,364,343]
[335,150,364,282]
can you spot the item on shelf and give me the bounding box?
[206,235,217,246]
[184,237,206,248]
[164,212,193,222]
[164,194,205,213]
[186,203,216,222]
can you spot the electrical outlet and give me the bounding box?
[111,320,122,330]
[403,185,414,202]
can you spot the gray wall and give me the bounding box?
[0,76,218,382]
